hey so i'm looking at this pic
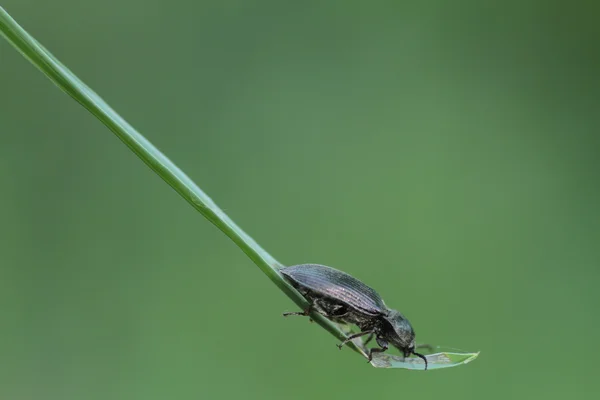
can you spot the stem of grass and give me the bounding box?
[0,5,367,358]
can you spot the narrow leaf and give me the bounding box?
[0,5,478,369]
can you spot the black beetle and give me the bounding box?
[281,264,428,370]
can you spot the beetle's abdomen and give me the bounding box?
[281,264,387,315]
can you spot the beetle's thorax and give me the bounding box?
[379,309,416,351]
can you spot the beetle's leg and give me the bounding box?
[282,309,309,317]
[367,338,389,362]
[415,343,434,353]
[282,304,312,317]
[336,330,375,350]
[367,346,388,362]
[363,332,375,346]
[329,304,350,319]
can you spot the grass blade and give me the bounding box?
[371,351,480,370]
[0,4,367,359]
[0,6,478,369]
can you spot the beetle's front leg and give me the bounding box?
[367,338,389,362]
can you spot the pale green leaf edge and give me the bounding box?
[370,351,480,370]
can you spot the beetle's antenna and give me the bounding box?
[413,351,428,371]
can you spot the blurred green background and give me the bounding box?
[1,1,599,399]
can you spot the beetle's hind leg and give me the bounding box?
[336,330,375,350]
[283,297,334,318]
[282,304,312,317]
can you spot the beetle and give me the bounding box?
[281,263,428,370]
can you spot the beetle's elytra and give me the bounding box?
[281,263,428,370]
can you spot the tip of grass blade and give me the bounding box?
[370,350,480,370]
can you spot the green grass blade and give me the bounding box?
[370,351,480,370]
[0,4,367,359]
[0,6,479,369]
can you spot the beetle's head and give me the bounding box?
[383,310,428,370]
